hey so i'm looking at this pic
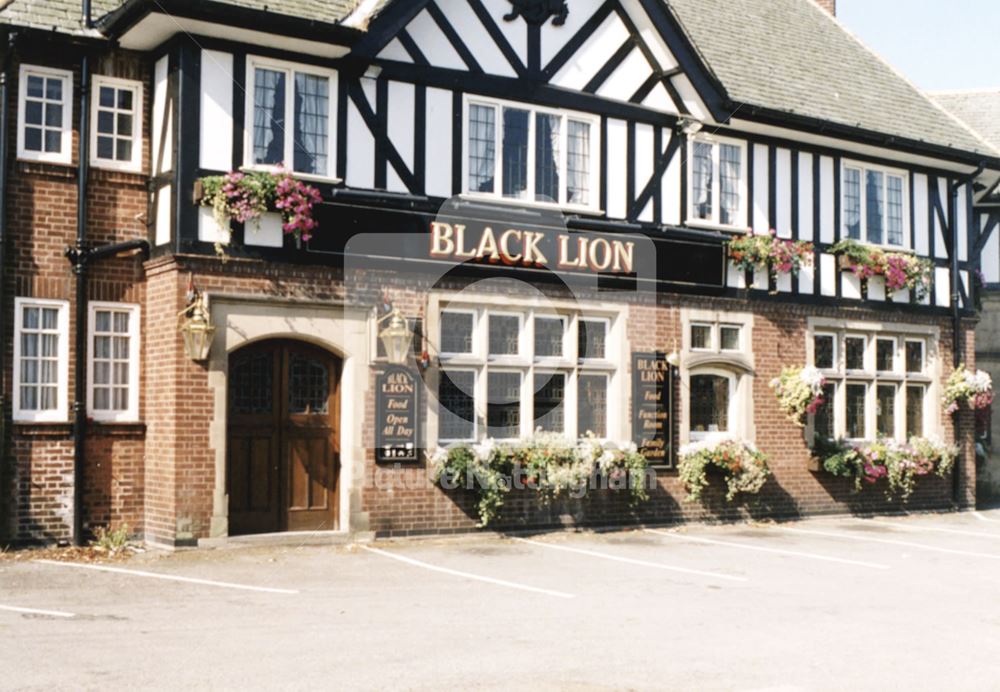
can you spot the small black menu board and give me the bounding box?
[375,365,421,464]
[632,352,674,467]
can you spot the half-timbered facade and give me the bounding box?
[1,0,998,546]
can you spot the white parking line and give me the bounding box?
[858,518,1000,540]
[34,560,299,594]
[644,529,891,570]
[513,537,749,583]
[361,546,575,599]
[778,527,1000,560]
[973,511,1000,523]
[0,604,75,618]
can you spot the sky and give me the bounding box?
[838,0,1000,92]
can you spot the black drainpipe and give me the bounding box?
[0,32,15,544]
[950,164,984,506]
[71,47,91,546]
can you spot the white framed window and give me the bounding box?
[13,298,69,422]
[432,300,623,443]
[687,135,747,229]
[17,65,73,164]
[808,323,935,443]
[91,75,143,172]
[841,161,909,248]
[688,369,736,442]
[87,302,140,422]
[463,95,600,211]
[245,56,337,179]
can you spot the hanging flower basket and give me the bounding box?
[943,364,994,415]
[194,168,322,246]
[771,365,826,427]
[677,439,771,502]
[829,240,932,301]
[814,437,958,501]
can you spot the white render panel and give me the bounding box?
[408,9,466,71]
[378,38,412,63]
[935,267,951,307]
[798,262,814,295]
[961,270,970,308]
[619,0,680,71]
[642,83,677,114]
[551,12,628,92]
[984,216,1000,284]
[540,0,596,66]
[387,167,406,195]
[672,74,708,121]
[957,184,968,262]
[152,55,171,175]
[635,124,655,222]
[798,152,814,241]
[775,148,792,238]
[913,173,929,256]
[155,185,172,247]
[868,276,886,302]
[842,272,861,300]
[727,261,746,289]
[662,129,681,226]
[244,212,284,248]
[935,177,948,260]
[753,144,768,232]
[819,156,834,243]
[199,50,233,171]
[820,253,836,296]
[387,81,415,172]
[596,47,652,102]
[198,206,229,244]
[346,80,376,189]
[776,272,792,293]
[425,87,453,198]
[449,0,517,77]
[481,0,527,66]
[606,118,628,219]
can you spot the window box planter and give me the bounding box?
[677,439,771,502]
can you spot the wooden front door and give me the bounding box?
[227,341,341,535]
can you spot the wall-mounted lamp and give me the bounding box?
[666,339,680,368]
[378,308,412,366]
[676,117,703,136]
[178,292,216,362]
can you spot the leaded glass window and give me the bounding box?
[876,338,895,373]
[578,374,608,438]
[468,104,496,193]
[844,167,862,240]
[439,369,475,441]
[845,336,866,371]
[692,141,714,221]
[876,384,896,438]
[488,314,520,356]
[293,73,329,175]
[690,374,730,436]
[502,108,529,199]
[487,371,521,438]
[842,164,907,247]
[534,317,564,358]
[846,383,867,439]
[253,67,286,166]
[906,385,924,438]
[230,353,274,416]
[440,311,474,354]
[578,320,607,360]
[865,170,885,246]
[533,372,565,433]
[534,113,560,203]
[906,340,924,374]
[566,120,591,206]
[814,383,836,441]
[288,355,329,414]
[814,334,836,370]
[691,324,712,351]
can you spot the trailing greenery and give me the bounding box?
[677,439,771,502]
[829,239,932,300]
[771,365,827,427]
[429,433,651,527]
[728,228,814,277]
[815,436,958,501]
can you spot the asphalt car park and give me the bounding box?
[4,511,1000,690]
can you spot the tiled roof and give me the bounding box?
[933,90,1000,152]
[665,0,997,157]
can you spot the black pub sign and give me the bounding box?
[632,352,674,467]
[376,365,421,464]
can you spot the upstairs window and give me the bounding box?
[246,57,336,178]
[18,65,73,164]
[464,97,598,209]
[91,76,143,172]
[842,162,908,247]
[688,135,746,228]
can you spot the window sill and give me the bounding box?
[90,160,144,175]
[13,421,73,437]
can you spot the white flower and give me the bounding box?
[472,438,495,463]
[799,365,826,393]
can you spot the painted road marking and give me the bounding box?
[973,512,1000,523]
[513,537,749,582]
[644,529,891,570]
[858,518,1000,540]
[778,527,1000,560]
[361,546,575,599]
[34,560,299,594]
[0,604,75,618]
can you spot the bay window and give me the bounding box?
[842,162,908,247]
[809,326,934,442]
[18,65,73,164]
[14,298,69,422]
[687,135,746,228]
[464,97,598,209]
[434,303,619,442]
[246,57,336,178]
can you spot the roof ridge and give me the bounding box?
[803,0,1000,158]
[931,88,1000,96]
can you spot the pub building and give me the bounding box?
[0,0,997,547]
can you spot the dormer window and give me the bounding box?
[687,135,747,229]
[842,162,908,248]
[245,56,337,179]
[463,96,599,210]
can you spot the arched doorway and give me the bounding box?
[227,340,341,535]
